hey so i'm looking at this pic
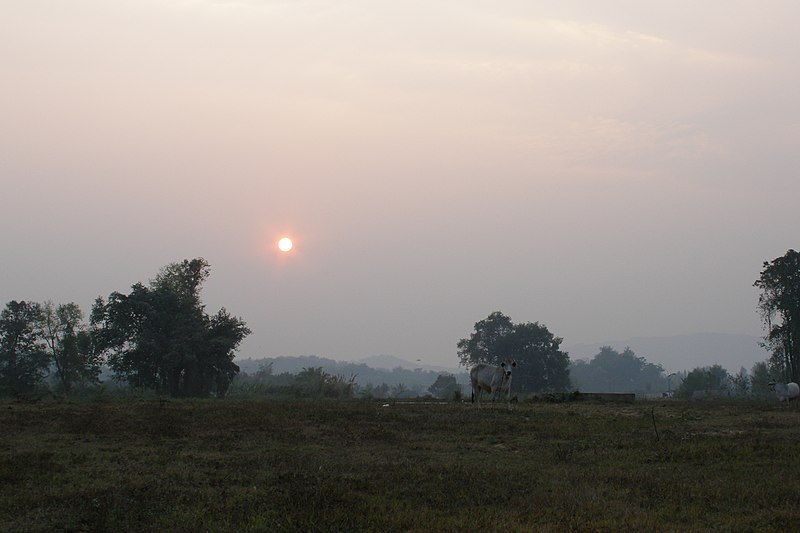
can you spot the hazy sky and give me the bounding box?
[2,1,799,369]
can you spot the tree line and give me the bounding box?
[234,355,469,398]
[455,310,787,398]
[230,362,463,400]
[457,249,800,397]
[0,258,249,398]
[3,249,799,400]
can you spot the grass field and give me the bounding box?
[2,397,800,531]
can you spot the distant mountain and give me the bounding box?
[564,333,767,374]
[236,355,342,375]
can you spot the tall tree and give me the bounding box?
[750,361,780,396]
[39,301,102,393]
[428,374,461,399]
[457,311,570,393]
[92,258,251,397]
[675,364,731,398]
[729,367,750,396]
[0,301,49,395]
[570,346,667,393]
[754,249,800,382]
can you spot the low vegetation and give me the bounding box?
[2,397,799,531]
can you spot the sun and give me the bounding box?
[277,237,293,252]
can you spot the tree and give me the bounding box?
[570,346,666,393]
[750,361,781,396]
[292,367,356,398]
[390,383,411,399]
[203,308,252,397]
[457,311,570,393]
[675,365,731,398]
[754,249,800,382]
[457,311,516,365]
[0,301,49,396]
[39,301,102,393]
[91,258,251,397]
[428,373,461,399]
[729,366,750,396]
[373,383,390,398]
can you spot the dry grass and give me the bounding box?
[2,397,800,531]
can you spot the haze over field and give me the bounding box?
[3,1,799,371]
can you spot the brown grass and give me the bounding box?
[2,397,799,531]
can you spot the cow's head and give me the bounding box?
[500,358,517,379]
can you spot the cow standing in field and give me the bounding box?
[768,381,800,403]
[470,358,517,405]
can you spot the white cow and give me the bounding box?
[768,381,800,402]
[470,358,517,405]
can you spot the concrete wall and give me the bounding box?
[578,392,636,404]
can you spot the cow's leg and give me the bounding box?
[490,378,502,403]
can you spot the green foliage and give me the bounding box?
[750,361,782,396]
[236,356,460,398]
[390,382,413,399]
[362,382,390,399]
[457,311,570,392]
[293,367,357,398]
[570,346,667,394]
[729,367,750,396]
[427,373,461,399]
[457,311,515,364]
[39,301,102,393]
[754,249,800,382]
[675,364,731,398]
[229,365,357,399]
[91,258,250,397]
[0,301,49,396]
